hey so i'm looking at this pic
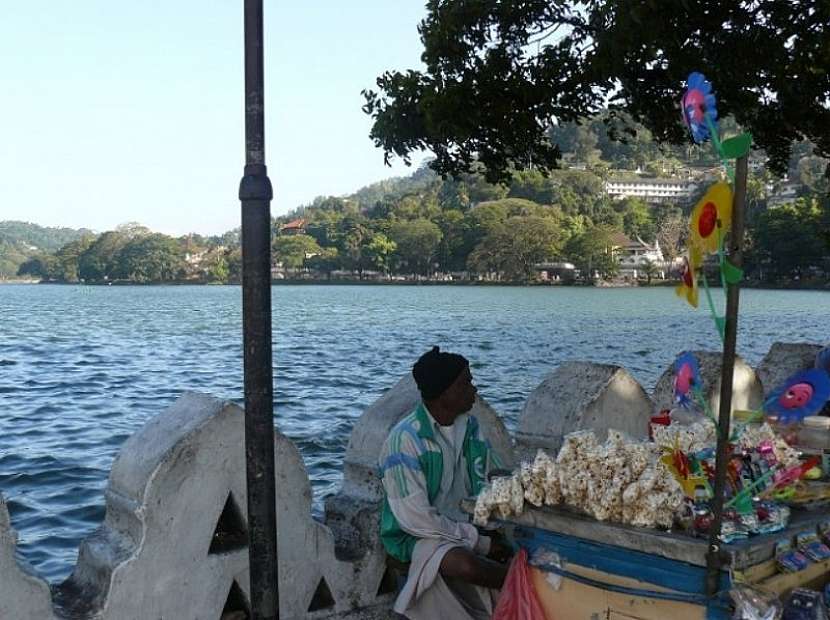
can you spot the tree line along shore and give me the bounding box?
[2,115,828,287]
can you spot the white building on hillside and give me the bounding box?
[605,176,698,203]
[610,232,667,279]
[767,181,801,207]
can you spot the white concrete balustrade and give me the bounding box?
[0,342,822,619]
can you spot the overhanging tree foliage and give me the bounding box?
[363,0,830,183]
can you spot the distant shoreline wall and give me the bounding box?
[4,279,830,290]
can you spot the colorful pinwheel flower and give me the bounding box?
[764,368,830,424]
[681,72,719,144]
[674,351,702,407]
[675,246,701,308]
[690,182,733,254]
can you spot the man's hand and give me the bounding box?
[487,537,514,563]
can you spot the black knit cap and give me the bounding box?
[412,346,469,400]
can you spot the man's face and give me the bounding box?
[440,367,477,417]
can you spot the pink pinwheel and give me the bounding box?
[681,72,719,144]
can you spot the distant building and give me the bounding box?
[609,232,666,278]
[534,261,576,282]
[767,181,801,207]
[279,218,307,235]
[184,250,208,266]
[565,161,588,171]
[676,164,721,180]
[605,176,698,203]
[608,233,661,261]
[749,155,767,174]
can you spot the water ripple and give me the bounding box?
[1,283,828,582]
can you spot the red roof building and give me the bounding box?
[279,218,307,235]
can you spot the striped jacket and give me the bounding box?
[378,403,500,562]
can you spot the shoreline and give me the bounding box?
[2,278,830,291]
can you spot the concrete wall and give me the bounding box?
[515,362,653,461]
[51,393,395,620]
[0,342,817,618]
[0,494,55,620]
[756,342,822,395]
[652,350,763,416]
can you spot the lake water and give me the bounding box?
[1,283,829,582]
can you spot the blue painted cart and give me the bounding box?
[482,503,830,619]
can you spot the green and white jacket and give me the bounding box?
[378,403,501,563]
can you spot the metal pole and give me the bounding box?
[705,155,748,596]
[239,0,278,617]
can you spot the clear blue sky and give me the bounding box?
[1,2,428,236]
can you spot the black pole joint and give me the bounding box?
[239,165,274,201]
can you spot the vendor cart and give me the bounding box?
[465,499,830,619]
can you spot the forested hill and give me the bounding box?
[3,114,827,285]
[0,221,93,278]
[269,114,827,285]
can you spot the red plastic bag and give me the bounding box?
[492,548,547,620]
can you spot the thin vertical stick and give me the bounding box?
[705,155,748,597]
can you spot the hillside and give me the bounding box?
[3,114,827,286]
[0,221,93,278]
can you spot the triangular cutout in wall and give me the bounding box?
[221,579,250,620]
[307,576,335,612]
[209,492,248,555]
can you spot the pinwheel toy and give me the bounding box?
[674,351,702,408]
[764,368,830,424]
[681,72,719,144]
[675,248,701,308]
[689,182,733,255]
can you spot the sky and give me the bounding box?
[0,1,428,236]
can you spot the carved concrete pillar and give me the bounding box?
[50,393,393,619]
[756,342,823,395]
[0,494,55,619]
[516,362,653,462]
[651,350,763,416]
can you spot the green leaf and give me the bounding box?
[722,260,744,284]
[720,133,752,159]
[714,316,726,340]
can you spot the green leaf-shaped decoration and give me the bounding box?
[722,260,744,284]
[715,316,726,339]
[720,133,752,159]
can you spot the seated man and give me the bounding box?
[379,346,511,619]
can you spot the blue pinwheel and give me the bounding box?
[674,351,702,407]
[681,72,719,144]
[764,368,830,424]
